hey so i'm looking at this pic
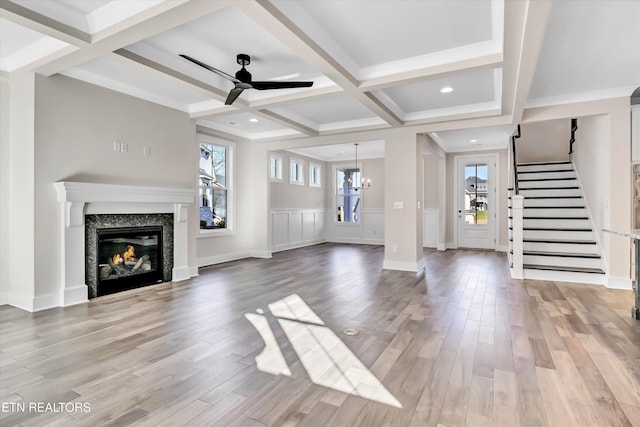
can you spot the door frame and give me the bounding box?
[452,152,500,250]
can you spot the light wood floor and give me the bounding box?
[1,244,639,426]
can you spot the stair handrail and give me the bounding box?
[511,124,522,194]
[568,118,578,155]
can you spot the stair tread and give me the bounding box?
[518,169,574,174]
[519,186,580,190]
[523,250,600,258]
[518,161,572,166]
[508,196,583,199]
[509,216,589,220]
[515,206,586,209]
[509,227,593,231]
[511,238,596,244]
[523,264,605,274]
[519,177,577,182]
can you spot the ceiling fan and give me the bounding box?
[180,53,314,106]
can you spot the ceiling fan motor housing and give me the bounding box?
[235,67,252,83]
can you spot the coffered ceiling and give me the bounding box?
[1,0,638,156]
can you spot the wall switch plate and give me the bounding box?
[120,142,128,152]
[113,141,120,152]
[393,202,404,209]
[143,146,151,157]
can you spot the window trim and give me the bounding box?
[270,153,283,183]
[198,135,235,238]
[309,161,322,188]
[289,157,305,186]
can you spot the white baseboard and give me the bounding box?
[33,292,62,312]
[496,244,508,252]
[172,265,192,282]
[250,250,272,259]
[326,237,383,246]
[423,241,437,249]
[605,276,633,290]
[272,239,325,253]
[63,284,89,307]
[437,243,446,251]
[197,251,252,268]
[189,266,199,278]
[383,258,425,272]
[446,242,457,249]
[0,291,35,312]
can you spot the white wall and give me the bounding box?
[32,74,197,307]
[0,75,10,301]
[197,140,270,265]
[270,150,327,251]
[518,119,570,163]
[573,114,610,268]
[325,157,385,245]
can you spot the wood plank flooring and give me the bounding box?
[1,244,638,426]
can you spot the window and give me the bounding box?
[199,138,232,232]
[289,158,304,185]
[270,154,283,182]
[309,162,321,188]
[464,164,488,225]
[335,165,361,223]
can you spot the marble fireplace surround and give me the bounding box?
[54,181,194,307]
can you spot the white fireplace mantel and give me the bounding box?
[53,181,195,307]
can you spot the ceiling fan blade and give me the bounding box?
[225,87,244,105]
[179,54,240,83]
[251,81,314,90]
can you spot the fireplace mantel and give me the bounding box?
[54,181,194,307]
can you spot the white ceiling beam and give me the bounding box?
[33,0,235,77]
[0,0,90,46]
[256,109,319,136]
[236,0,403,127]
[508,0,552,123]
[110,49,231,102]
[359,52,503,91]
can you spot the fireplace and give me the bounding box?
[96,226,164,296]
[85,213,174,299]
[54,181,193,309]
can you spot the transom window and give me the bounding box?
[290,158,304,186]
[270,154,283,182]
[309,162,321,188]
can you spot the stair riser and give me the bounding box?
[522,269,605,285]
[518,163,572,172]
[519,188,582,197]
[523,242,598,254]
[521,208,587,218]
[523,218,590,229]
[523,255,602,269]
[522,198,585,207]
[522,229,595,240]
[518,171,576,180]
[519,180,578,189]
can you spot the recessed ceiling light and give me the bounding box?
[470,139,478,143]
[249,118,259,123]
[440,86,453,93]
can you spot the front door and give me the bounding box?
[456,155,496,249]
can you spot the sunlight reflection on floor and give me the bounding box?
[247,294,402,408]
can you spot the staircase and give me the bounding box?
[509,160,605,284]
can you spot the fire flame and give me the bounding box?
[112,253,122,265]
[123,245,136,261]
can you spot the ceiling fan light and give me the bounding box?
[440,86,453,93]
[249,118,259,123]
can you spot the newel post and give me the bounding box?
[511,195,524,279]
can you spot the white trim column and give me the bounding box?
[511,195,524,279]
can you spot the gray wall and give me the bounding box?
[517,119,571,163]
[33,74,197,300]
[270,150,326,210]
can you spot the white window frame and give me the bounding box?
[198,135,235,238]
[270,153,283,183]
[309,162,322,188]
[289,157,305,186]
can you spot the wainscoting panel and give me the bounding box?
[272,209,326,252]
[362,208,384,244]
[423,209,439,248]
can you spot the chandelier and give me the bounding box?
[348,143,371,191]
